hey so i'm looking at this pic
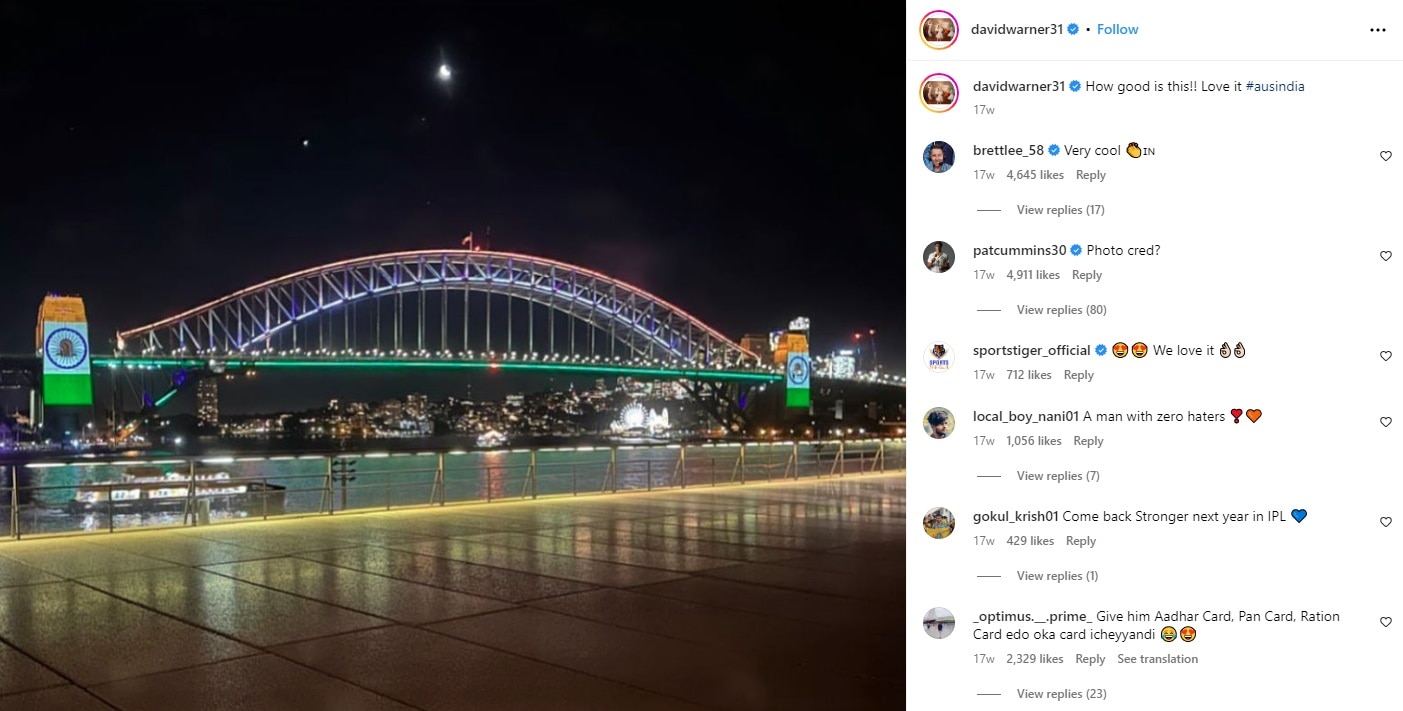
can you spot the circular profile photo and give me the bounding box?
[923,241,955,273]
[923,407,955,439]
[920,73,958,112]
[923,607,956,639]
[923,141,955,173]
[926,342,950,373]
[920,11,959,50]
[923,507,955,539]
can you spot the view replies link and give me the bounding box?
[1015,304,1107,318]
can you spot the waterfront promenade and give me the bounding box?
[0,472,904,709]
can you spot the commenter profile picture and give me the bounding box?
[926,342,950,372]
[923,507,955,539]
[920,73,958,112]
[923,141,954,173]
[923,241,955,273]
[923,407,954,439]
[923,607,955,639]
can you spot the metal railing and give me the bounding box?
[0,438,905,541]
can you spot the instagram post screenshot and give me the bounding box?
[908,1,1399,708]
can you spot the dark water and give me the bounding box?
[174,433,658,457]
[1,439,905,536]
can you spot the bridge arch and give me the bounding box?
[116,250,759,367]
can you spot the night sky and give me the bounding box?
[0,3,897,411]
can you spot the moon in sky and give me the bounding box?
[438,64,451,80]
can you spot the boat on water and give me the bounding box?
[66,466,287,515]
[607,429,673,446]
[475,430,509,449]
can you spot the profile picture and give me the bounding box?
[923,507,955,539]
[920,74,958,112]
[923,141,954,173]
[920,11,958,49]
[923,407,954,439]
[923,241,955,273]
[926,341,950,372]
[923,607,956,639]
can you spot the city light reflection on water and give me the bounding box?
[6,440,903,537]
[73,509,260,531]
[477,450,508,501]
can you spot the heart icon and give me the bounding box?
[1383,151,1393,161]
[1384,351,1394,362]
[1383,617,1393,628]
[1382,517,1393,528]
[1246,409,1262,423]
[1230,408,1243,423]
[1383,417,1393,428]
[1291,509,1306,523]
[1384,251,1394,262]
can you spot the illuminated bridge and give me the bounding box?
[103,250,902,384]
[59,250,900,431]
[116,250,764,368]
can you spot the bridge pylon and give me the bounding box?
[35,295,95,440]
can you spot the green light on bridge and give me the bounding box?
[91,357,781,382]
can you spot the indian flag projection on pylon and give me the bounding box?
[36,295,93,406]
[783,333,810,408]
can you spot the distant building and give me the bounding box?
[405,393,428,420]
[379,399,402,418]
[505,394,525,408]
[739,334,773,363]
[773,331,808,367]
[830,350,857,379]
[196,379,219,426]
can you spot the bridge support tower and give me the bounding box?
[35,296,95,441]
